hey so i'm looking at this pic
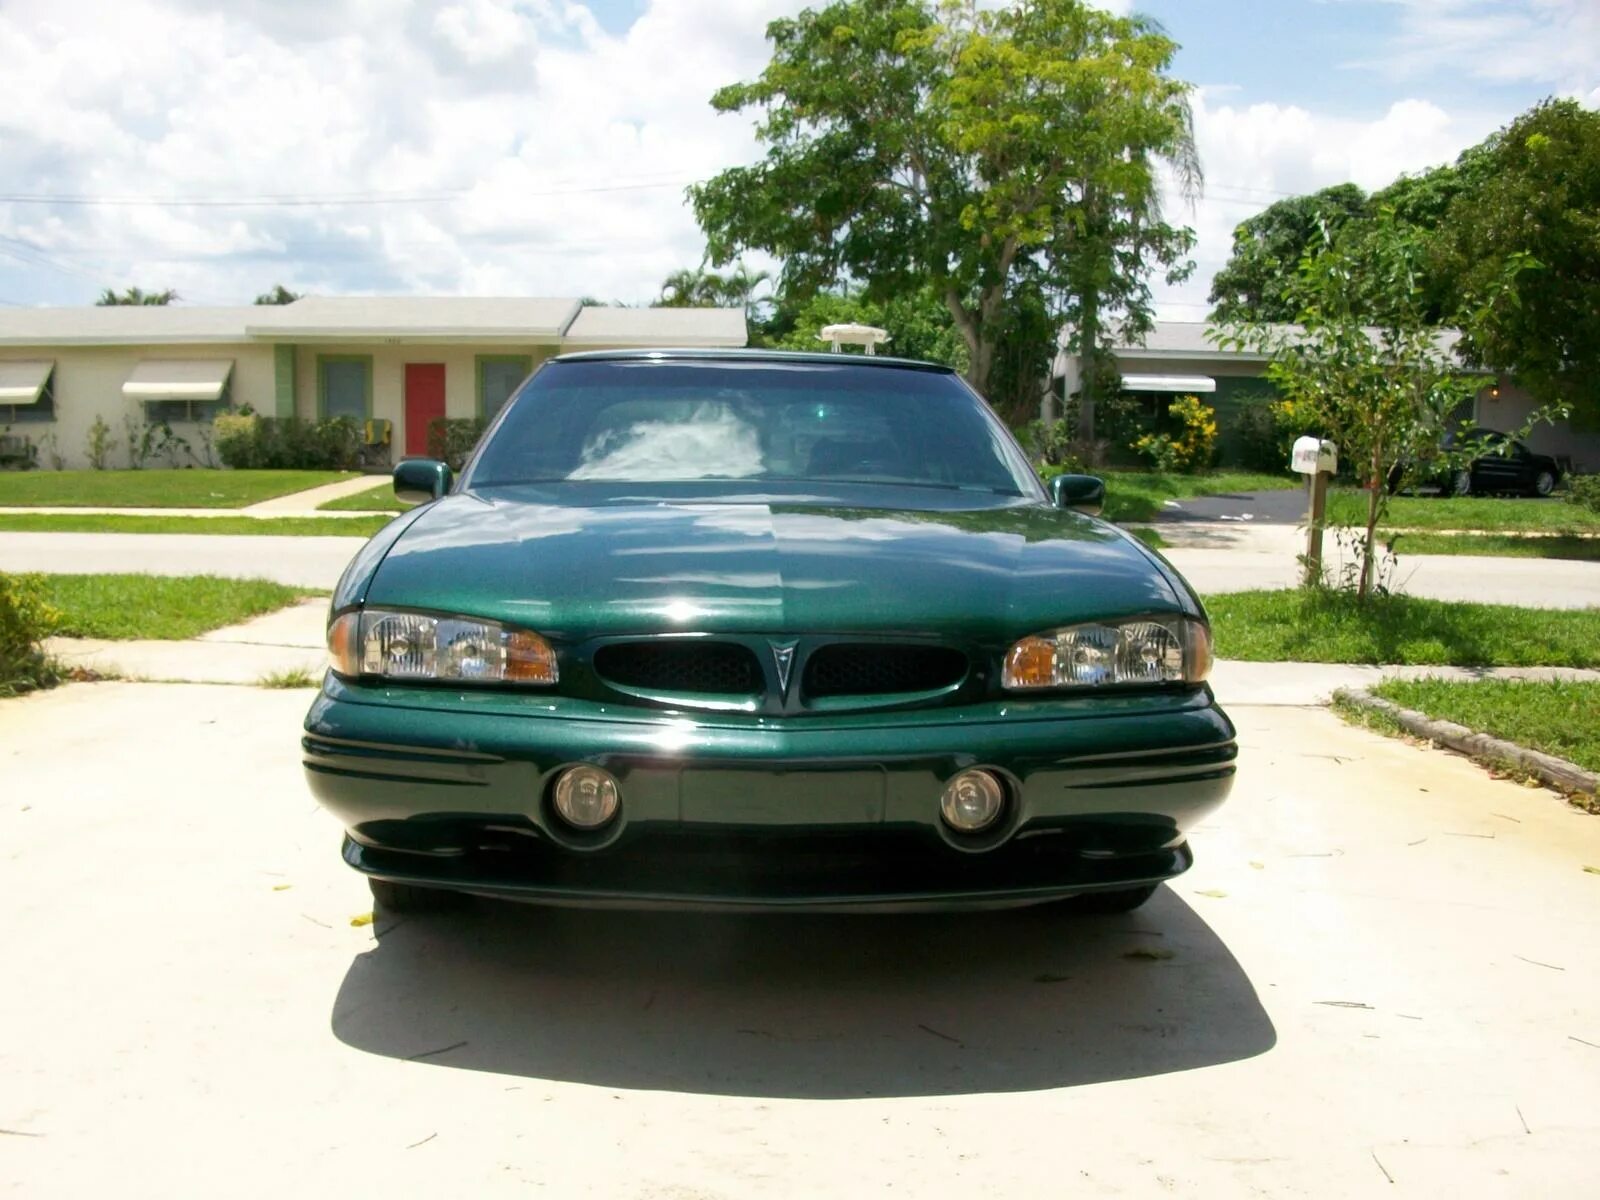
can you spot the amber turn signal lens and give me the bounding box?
[327,612,361,677]
[505,631,559,685]
[1004,636,1057,689]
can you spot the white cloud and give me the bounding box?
[1355,0,1598,97]
[1148,90,1507,319]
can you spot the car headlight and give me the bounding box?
[1002,616,1210,690]
[327,609,557,685]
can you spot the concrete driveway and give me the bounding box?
[2,683,1598,1197]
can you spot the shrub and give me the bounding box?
[427,417,487,471]
[213,411,361,470]
[0,571,59,697]
[84,416,118,470]
[1567,474,1600,513]
[1132,394,1218,473]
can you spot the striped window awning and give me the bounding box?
[0,360,54,404]
[122,359,233,402]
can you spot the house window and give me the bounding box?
[478,355,532,423]
[144,384,231,425]
[320,356,372,422]
[1,374,55,424]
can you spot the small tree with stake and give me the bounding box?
[1215,214,1509,600]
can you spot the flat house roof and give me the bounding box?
[0,297,748,348]
[1053,319,1467,378]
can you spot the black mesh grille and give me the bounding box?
[804,644,967,697]
[594,641,762,695]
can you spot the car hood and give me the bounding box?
[363,490,1192,642]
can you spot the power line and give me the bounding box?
[0,176,695,209]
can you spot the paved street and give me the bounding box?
[5,524,1598,607]
[2,682,1598,1198]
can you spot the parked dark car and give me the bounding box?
[1390,427,1563,497]
[304,350,1235,916]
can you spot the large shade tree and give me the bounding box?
[690,0,1200,432]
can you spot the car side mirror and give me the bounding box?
[394,458,452,504]
[1049,473,1106,516]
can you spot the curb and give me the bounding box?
[1332,687,1598,800]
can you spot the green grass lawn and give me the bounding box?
[0,513,390,537]
[1327,490,1600,533]
[1393,532,1600,561]
[1098,470,1297,523]
[1206,590,1600,667]
[41,574,328,640]
[1369,677,1600,773]
[0,469,356,508]
[318,481,413,513]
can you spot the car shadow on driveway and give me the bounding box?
[331,887,1274,1098]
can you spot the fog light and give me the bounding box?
[552,765,621,830]
[940,769,1006,833]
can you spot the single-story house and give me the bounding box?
[0,297,747,470]
[1050,320,1600,473]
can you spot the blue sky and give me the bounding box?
[0,0,1592,315]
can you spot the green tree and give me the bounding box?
[760,285,969,370]
[1440,100,1600,426]
[690,0,1199,418]
[95,287,178,306]
[253,284,301,305]
[1207,184,1370,323]
[1215,215,1483,600]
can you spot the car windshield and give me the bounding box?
[465,358,1039,498]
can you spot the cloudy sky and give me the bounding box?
[0,0,1593,317]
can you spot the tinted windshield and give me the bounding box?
[466,359,1040,498]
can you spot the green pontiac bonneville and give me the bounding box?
[304,350,1235,914]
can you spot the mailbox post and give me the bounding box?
[1291,436,1338,586]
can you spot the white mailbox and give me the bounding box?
[1291,436,1338,475]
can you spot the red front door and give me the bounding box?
[403,363,446,456]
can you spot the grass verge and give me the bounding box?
[42,575,328,640]
[1327,491,1600,534]
[1097,470,1297,523]
[0,469,355,508]
[1205,590,1600,667]
[0,513,389,537]
[1390,532,1600,561]
[1369,677,1600,775]
[319,481,413,513]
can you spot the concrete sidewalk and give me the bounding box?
[0,474,397,520]
[46,598,327,684]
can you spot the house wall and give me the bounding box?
[1474,383,1600,473]
[0,342,275,470]
[288,342,557,453]
[1115,355,1278,468]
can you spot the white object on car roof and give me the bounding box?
[818,324,891,355]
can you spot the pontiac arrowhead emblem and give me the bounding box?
[770,640,798,692]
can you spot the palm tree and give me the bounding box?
[253,284,301,305]
[96,286,178,306]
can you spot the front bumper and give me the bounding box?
[304,678,1236,909]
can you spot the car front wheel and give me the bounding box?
[368,877,464,915]
[1532,469,1556,497]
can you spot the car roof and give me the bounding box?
[548,347,959,373]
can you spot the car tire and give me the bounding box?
[1532,470,1556,497]
[1056,883,1160,914]
[368,877,464,915]
[1449,469,1473,497]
